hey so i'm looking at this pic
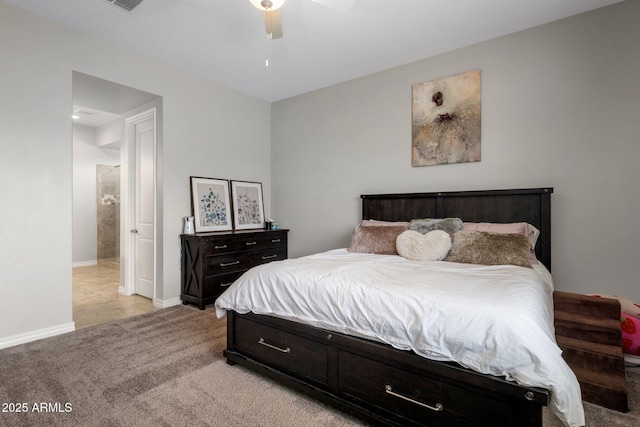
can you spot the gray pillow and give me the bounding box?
[409,218,463,238]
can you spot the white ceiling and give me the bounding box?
[72,105,121,128]
[6,0,623,102]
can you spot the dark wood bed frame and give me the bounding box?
[223,188,554,427]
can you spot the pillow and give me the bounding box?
[621,313,640,356]
[444,230,532,268]
[409,218,463,237]
[462,222,540,250]
[361,219,411,227]
[589,294,640,318]
[588,294,640,356]
[396,230,452,262]
[347,222,409,255]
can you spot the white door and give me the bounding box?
[132,111,155,299]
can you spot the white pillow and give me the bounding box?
[396,230,452,262]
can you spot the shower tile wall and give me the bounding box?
[97,165,120,261]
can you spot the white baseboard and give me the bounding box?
[117,289,181,309]
[153,297,182,309]
[0,322,76,350]
[73,260,98,268]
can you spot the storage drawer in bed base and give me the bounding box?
[224,311,548,427]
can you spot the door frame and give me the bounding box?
[120,107,157,300]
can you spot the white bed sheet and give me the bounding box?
[215,248,584,427]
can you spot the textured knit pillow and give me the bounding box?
[347,222,409,255]
[410,218,463,238]
[396,230,452,262]
[445,230,532,268]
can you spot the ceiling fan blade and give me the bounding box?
[308,0,355,12]
[264,10,283,39]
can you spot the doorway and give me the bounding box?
[72,72,162,329]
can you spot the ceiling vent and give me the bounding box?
[103,0,145,13]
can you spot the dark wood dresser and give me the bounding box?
[181,229,288,309]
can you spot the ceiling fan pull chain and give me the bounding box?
[265,11,270,66]
[265,4,271,66]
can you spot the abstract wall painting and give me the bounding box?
[412,70,481,167]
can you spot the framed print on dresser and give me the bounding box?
[190,176,232,232]
[231,180,265,230]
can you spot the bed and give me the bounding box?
[216,188,584,427]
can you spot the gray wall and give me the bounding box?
[0,1,271,346]
[272,1,640,302]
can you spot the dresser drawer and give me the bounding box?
[251,247,288,266]
[338,352,517,426]
[205,252,253,276]
[236,232,287,251]
[234,316,328,385]
[204,271,245,298]
[201,237,239,256]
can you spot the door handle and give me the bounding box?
[131,229,139,233]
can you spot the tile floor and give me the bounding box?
[73,259,155,329]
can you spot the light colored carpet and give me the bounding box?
[0,305,637,426]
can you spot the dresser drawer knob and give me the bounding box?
[262,254,278,260]
[524,391,535,401]
[271,239,281,243]
[220,260,241,267]
[214,244,227,249]
[245,241,257,246]
[384,385,443,412]
[258,338,291,353]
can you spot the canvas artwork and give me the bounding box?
[231,180,265,230]
[190,177,232,232]
[412,70,481,166]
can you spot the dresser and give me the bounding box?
[181,229,288,309]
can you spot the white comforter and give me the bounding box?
[215,249,584,427]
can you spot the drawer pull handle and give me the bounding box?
[262,254,278,260]
[271,239,281,243]
[384,385,443,412]
[221,282,233,287]
[245,241,257,246]
[258,338,291,353]
[214,245,227,249]
[220,261,241,267]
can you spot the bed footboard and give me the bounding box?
[224,311,548,427]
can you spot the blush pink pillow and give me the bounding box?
[361,220,411,227]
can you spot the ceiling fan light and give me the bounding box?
[250,0,286,11]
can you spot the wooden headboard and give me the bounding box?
[361,188,553,271]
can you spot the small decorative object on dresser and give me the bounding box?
[181,229,288,309]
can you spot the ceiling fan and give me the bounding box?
[249,0,355,40]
